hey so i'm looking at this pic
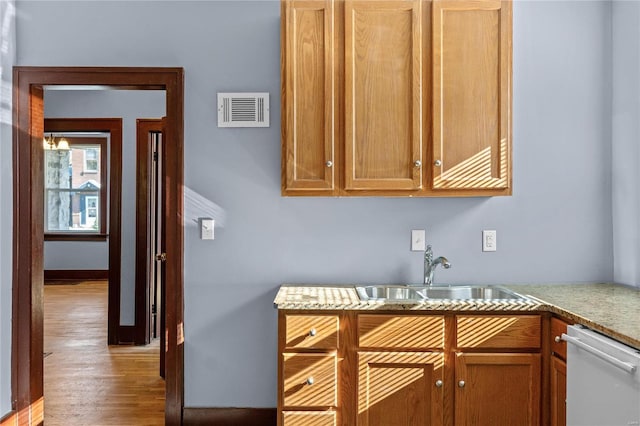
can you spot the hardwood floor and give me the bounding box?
[44,280,165,425]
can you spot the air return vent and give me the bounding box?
[217,92,270,128]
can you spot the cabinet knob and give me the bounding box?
[554,336,561,343]
[458,380,465,388]
[435,380,443,388]
[434,159,442,167]
[414,160,422,168]
[325,160,333,168]
[306,377,315,386]
[309,328,317,337]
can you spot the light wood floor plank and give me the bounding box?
[44,280,165,425]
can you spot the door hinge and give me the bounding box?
[152,304,157,315]
[153,151,158,161]
[155,252,167,262]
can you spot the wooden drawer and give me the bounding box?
[456,315,541,349]
[283,354,337,407]
[358,315,444,349]
[285,315,339,350]
[283,411,336,426]
[551,317,570,360]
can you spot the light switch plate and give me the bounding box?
[482,230,496,252]
[200,218,215,240]
[411,230,426,251]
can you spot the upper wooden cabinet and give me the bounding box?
[345,0,425,191]
[432,0,512,191]
[281,0,512,197]
[281,0,337,193]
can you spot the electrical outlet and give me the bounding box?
[482,230,497,252]
[411,230,426,251]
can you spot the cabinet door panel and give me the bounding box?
[455,353,540,426]
[550,356,566,426]
[282,0,335,192]
[432,0,511,190]
[283,410,336,426]
[358,352,444,426]
[345,0,424,190]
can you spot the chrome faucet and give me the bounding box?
[424,245,451,286]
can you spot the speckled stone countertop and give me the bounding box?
[503,283,640,350]
[274,283,640,349]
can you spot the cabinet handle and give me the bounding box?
[306,377,315,386]
[458,380,465,388]
[325,160,333,168]
[434,160,442,167]
[435,380,443,388]
[554,336,561,343]
[308,328,317,337]
[414,160,422,168]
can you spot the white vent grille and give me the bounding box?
[217,92,270,128]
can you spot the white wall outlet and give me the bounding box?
[482,230,497,252]
[200,218,215,240]
[411,229,426,251]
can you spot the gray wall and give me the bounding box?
[612,1,640,286]
[44,90,165,324]
[2,0,615,412]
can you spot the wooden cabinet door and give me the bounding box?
[455,353,540,426]
[357,352,444,426]
[432,0,511,191]
[282,0,336,193]
[345,0,425,191]
[550,356,566,426]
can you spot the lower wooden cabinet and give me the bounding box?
[283,353,337,407]
[550,356,566,426]
[283,411,336,426]
[357,352,444,426]
[454,353,541,426]
[549,317,569,426]
[278,311,543,426]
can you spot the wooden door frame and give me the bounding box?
[11,67,184,425]
[43,117,124,346]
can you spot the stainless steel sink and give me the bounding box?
[355,285,425,302]
[356,285,527,302]
[421,286,524,300]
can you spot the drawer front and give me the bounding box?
[358,315,444,349]
[456,315,541,349]
[283,411,336,426]
[550,317,570,360]
[283,354,336,407]
[285,315,339,349]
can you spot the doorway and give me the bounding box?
[11,67,184,425]
[135,118,166,376]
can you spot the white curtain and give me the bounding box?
[0,0,15,417]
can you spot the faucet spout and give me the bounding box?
[424,245,452,286]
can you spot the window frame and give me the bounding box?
[44,136,108,241]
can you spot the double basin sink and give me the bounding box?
[356,284,527,302]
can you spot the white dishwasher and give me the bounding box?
[563,324,640,426]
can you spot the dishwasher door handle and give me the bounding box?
[561,333,638,374]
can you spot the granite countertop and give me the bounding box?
[274,283,640,349]
[503,283,640,350]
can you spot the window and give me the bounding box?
[84,148,99,173]
[44,136,108,238]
